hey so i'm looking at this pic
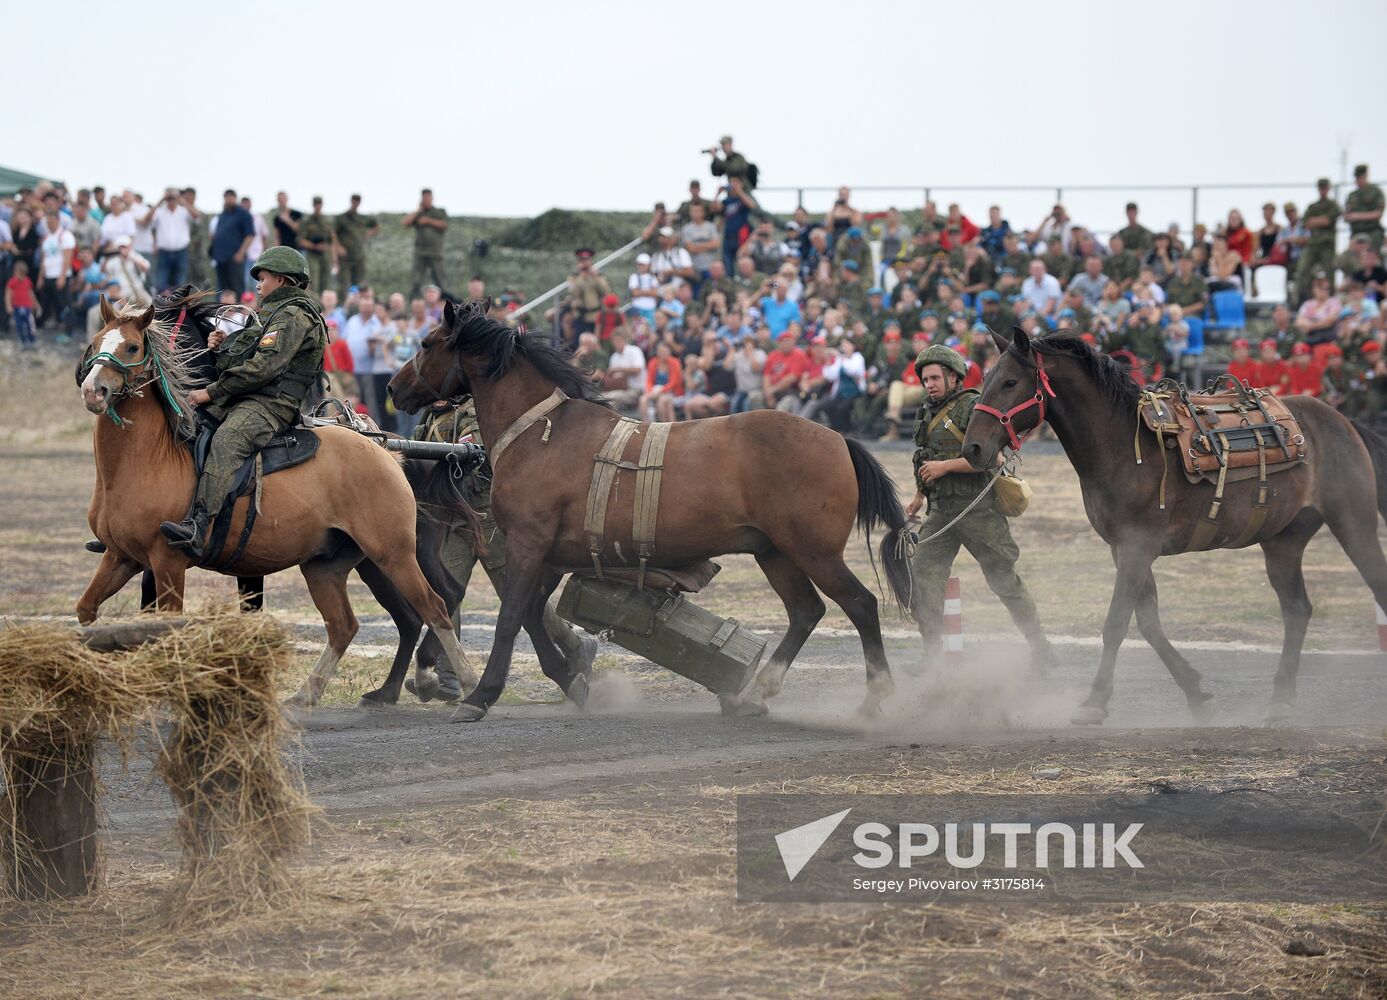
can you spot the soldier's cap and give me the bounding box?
[1364,340,1382,354]
[972,322,989,333]
[575,247,595,257]
[1317,177,1331,187]
[841,260,860,272]
[635,252,652,265]
[1355,164,1368,176]
[1232,337,1250,349]
[847,226,862,238]
[1058,308,1076,319]
[884,318,902,329]
[349,285,360,294]
[603,293,619,307]
[911,331,930,342]
[944,336,964,349]
[1291,342,1311,356]
[979,290,1000,303]
[1007,294,1025,305]
[423,284,441,294]
[883,328,902,341]
[1259,338,1279,351]
[868,286,884,296]
[892,257,911,267]
[1325,344,1344,358]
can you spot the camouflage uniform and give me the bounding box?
[1102,250,1142,287]
[1296,192,1341,301]
[1345,180,1385,250]
[856,347,909,429]
[1164,273,1208,315]
[409,205,448,296]
[335,209,376,296]
[1041,248,1075,284]
[1000,250,1033,277]
[568,271,612,331]
[188,211,210,286]
[908,347,1052,668]
[198,290,325,525]
[298,212,334,293]
[1116,224,1153,254]
[414,401,585,661]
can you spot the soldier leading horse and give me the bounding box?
[388,300,913,722]
[963,327,1387,725]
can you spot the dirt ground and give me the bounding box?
[2,352,1385,998]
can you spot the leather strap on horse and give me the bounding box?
[1187,431,1232,552]
[489,388,568,465]
[1227,437,1272,548]
[585,419,642,578]
[632,422,671,590]
[1134,389,1180,511]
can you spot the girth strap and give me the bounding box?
[1186,431,1232,552]
[632,422,671,590]
[584,418,641,578]
[489,388,568,465]
[1228,436,1273,548]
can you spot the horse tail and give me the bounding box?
[845,437,912,615]
[401,455,488,556]
[1350,419,1387,524]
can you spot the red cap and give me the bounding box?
[1232,338,1249,349]
[1291,342,1310,356]
[911,331,929,342]
[1325,344,1344,358]
[603,293,619,308]
[1259,338,1278,352]
[883,329,902,342]
[1080,333,1097,345]
[1363,340,1382,354]
[777,329,797,341]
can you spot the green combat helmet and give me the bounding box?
[914,343,968,381]
[250,245,311,284]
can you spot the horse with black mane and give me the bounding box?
[388,300,913,722]
[964,326,1387,725]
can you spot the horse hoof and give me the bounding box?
[1263,702,1294,726]
[450,702,488,724]
[1071,705,1107,726]
[856,699,885,721]
[566,672,589,709]
[719,693,769,718]
[407,671,441,704]
[1190,695,1217,726]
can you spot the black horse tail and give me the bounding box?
[845,437,912,616]
[401,454,488,555]
[1351,419,1387,524]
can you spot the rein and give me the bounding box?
[82,331,186,427]
[974,352,1054,452]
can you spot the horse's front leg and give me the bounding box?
[1072,543,1155,725]
[76,549,143,624]
[451,539,549,724]
[146,547,189,614]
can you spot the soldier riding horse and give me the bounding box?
[388,300,913,723]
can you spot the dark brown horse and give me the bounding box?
[963,327,1387,725]
[387,301,912,722]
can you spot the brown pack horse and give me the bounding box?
[963,327,1387,725]
[387,300,913,722]
[76,296,476,707]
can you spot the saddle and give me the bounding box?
[1135,377,1308,551]
[189,420,321,570]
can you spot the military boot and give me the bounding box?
[85,539,107,553]
[160,504,211,560]
[567,633,599,678]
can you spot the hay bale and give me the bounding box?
[129,613,317,922]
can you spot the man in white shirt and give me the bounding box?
[99,196,137,252]
[38,210,76,329]
[127,192,156,260]
[241,196,269,291]
[101,237,152,308]
[627,253,660,326]
[650,227,696,288]
[1020,259,1062,317]
[601,327,646,409]
[342,293,386,421]
[150,190,193,291]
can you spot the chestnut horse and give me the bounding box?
[77,296,476,707]
[388,300,912,723]
[963,327,1387,725]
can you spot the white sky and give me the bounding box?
[7,0,1385,232]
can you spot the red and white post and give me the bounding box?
[1376,603,1387,652]
[944,576,963,667]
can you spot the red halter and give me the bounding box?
[973,352,1055,452]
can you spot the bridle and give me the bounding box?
[973,351,1055,452]
[410,344,467,404]
[81,328,185,427]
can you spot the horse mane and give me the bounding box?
[111,300,201,441]
[1027,330,1141,407]
[445,299,613,407]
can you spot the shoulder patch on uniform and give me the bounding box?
[259,330,279,348]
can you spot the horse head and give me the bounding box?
[79,296,158,416]
[387,299,474,414]
[964,325,1047,470]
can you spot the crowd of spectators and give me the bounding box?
[556,146,1387,432]
[6,154,1387,434]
